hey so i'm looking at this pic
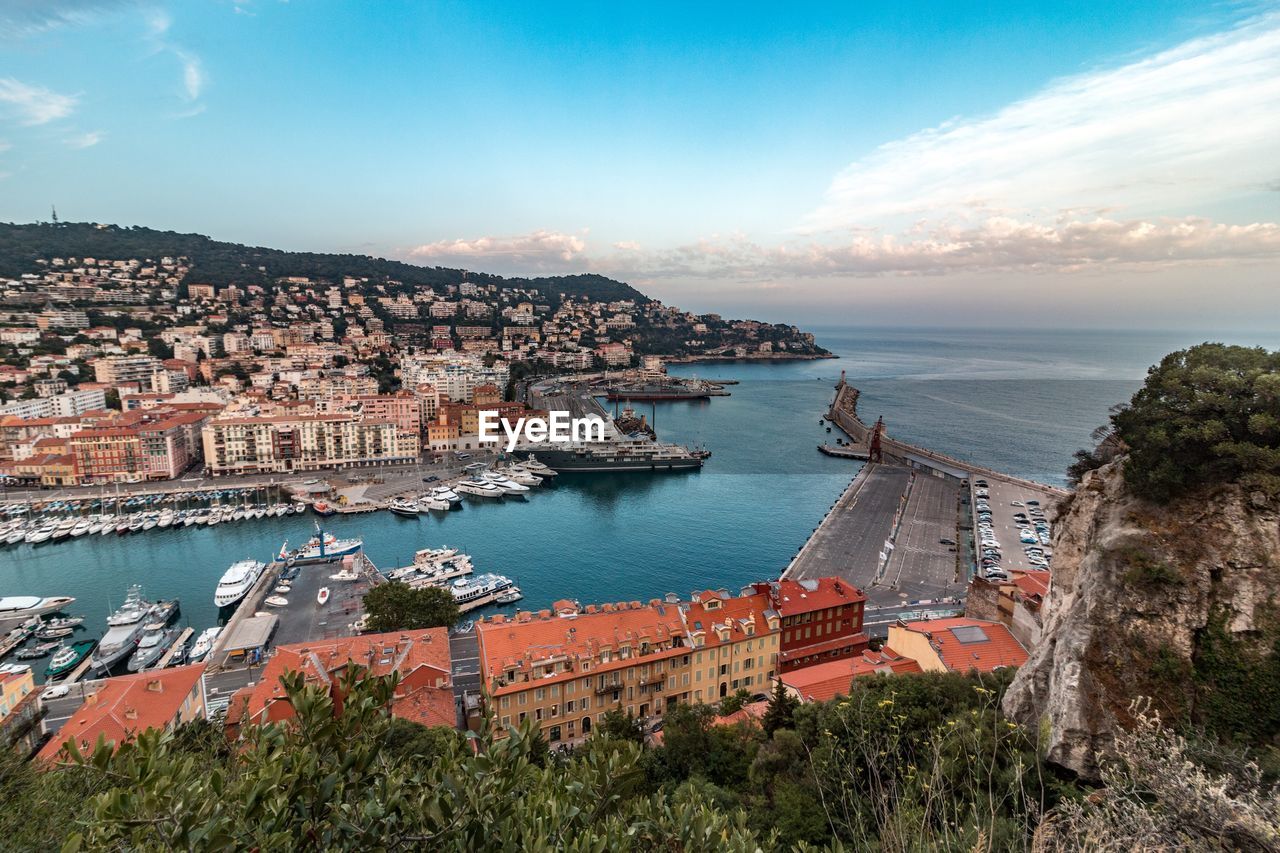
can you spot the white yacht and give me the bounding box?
[70,518,92,537]
[481,471,529,495]
[417,494,452,512]
[521,455,557,476]
[215,559,267,608]
[428,485,462,506]
[0,595,76,622]
[455,477,503,499]
[187,626,222,663]
[91,587,155,674]
[388,498,421,517]
[503,465,543,487]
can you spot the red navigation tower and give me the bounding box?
[869,416,885,463]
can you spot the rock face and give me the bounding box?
[1002,459,1280,780]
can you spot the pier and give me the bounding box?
[785,375,1067,635]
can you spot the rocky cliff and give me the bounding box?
[1003,458,1280,780]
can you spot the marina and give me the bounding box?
[2,330,1151,679]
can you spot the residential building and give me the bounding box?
[92,354,163,386]
[37,664,207,762]
[752,577,869,672]
[202,411,415,476]
[224,630,454,737]
[680,588,781,703]
[0,664,42,753]
[779,649,923,703]
[887,617,1029,674]
[476,599,691,747]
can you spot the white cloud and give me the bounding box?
[0,78,77,125]
[804,14,1280,232]
[0,0,134,38]
[65,130,104,148]
[407,230,588,272]
[175,49,204,100]
[601,216,1280,280]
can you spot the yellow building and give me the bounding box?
[475,589,781,746]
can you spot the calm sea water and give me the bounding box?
[4,326,1276,670]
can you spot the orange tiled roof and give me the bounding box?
[237,629,452,728]
[38,664,206,762]
[476,602,686,695]
[681,590,777,651]
[901,617,1028,673]
[1013,570,1050,600]
[781,648,922,702]
[770,577,866,616]
[778,631,870,662]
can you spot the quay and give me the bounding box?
[785,374,1067,635]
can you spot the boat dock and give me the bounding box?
[154,627,193,670]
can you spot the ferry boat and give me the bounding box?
[528,438,705,473]
[187,627,221,663]
[45,639,96,680]
[215,559,267,608]
[451,573,517,613]
[388,498,421,517]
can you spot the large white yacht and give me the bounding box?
[427,485,462,506]
[455,477,503,498]
[214,559,267,608]
[482,471,529,495]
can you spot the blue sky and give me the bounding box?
[1,1,1278,328]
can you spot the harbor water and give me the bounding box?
[4,326,1276,673]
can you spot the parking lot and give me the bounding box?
[971,477,1058,578]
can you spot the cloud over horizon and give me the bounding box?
[803,14,1280,232]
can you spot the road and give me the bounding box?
[881,473,966,603]
[785,463,912,605]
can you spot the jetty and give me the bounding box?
[784,373,1066,635]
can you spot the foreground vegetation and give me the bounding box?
[4,666,1272,851]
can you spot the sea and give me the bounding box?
[4,326,1277,675]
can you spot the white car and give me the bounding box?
[42,685,71,700]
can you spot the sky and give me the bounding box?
[1,0,1278,329]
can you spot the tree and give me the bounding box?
[1110,343,1280,502]
[761,679,799,736]
[717,688,753,717]
[57,668,765,851]
[362,580,459,632]
[595,708,645,744]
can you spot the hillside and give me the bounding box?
[1005,343,1280,780]
[0,222,650,305]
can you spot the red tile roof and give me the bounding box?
[476,603,686,696]
[234,629,453,730]
[1013,570,1050,600]
[900,617,1028,673]
[38,664,206,762]
[781,649,922,702]
[766,577,866,616]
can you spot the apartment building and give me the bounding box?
[474,587,782,746]
[476,600,691,747]
[752,577,869,672]
[202,411,416,476]
[38,665,206,762]
[92,354,163,386]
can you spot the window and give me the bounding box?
[548,725,561,742]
